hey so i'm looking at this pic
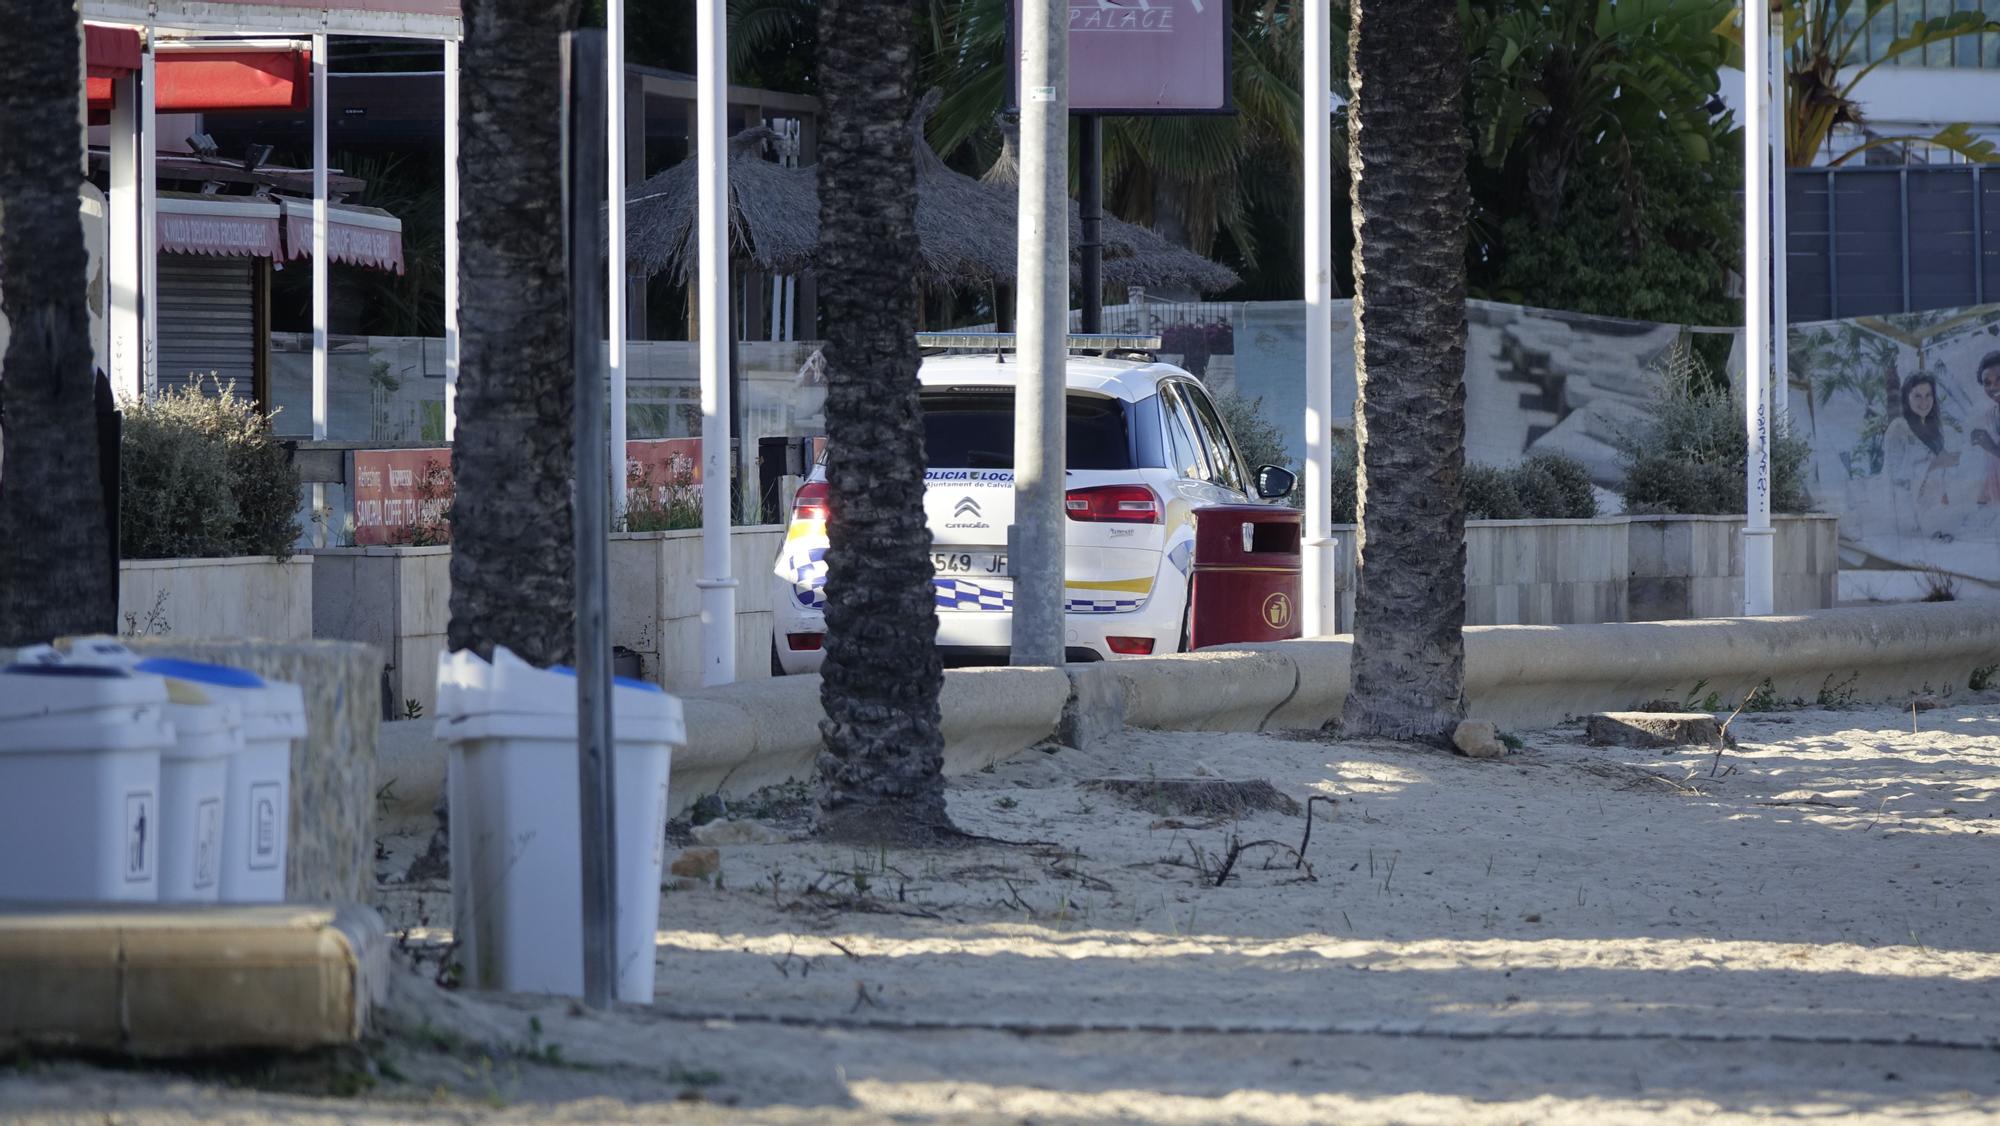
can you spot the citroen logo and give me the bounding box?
[954,496,982,519]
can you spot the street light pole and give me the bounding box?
[1301,0,1337,637]
[1769,4,1790,435]
[695,0,739,684]
[1011,0,1068,667]
[562,29,618,1011]
[608,0,629,527]
[1742,2,1776,617]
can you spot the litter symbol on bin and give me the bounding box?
[124,790,155,882]
[1262,592,1293,630]
[194,798,222,888]
[249,782,281,870]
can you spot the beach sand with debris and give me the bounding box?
[7,690,1999,1123]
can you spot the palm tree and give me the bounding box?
[1740,1,2000,165]
[0,4,116,646]
[923,0,1306,268]
[1337,0,1471,743]
[812,0,954,841]
[445,0,583,665]
[1463,0,1729,230]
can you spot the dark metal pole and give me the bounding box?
[1079,114,1102,333]
[563,28,618,1011]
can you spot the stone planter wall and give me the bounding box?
[311,528,788,715]
[1327,513,1840,632]
[118,556,314,642]
[609,527,787,692]
[310,546,451,718]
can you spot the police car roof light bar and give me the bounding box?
[916,332,1164,354]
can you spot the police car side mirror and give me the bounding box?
[1254,465,1296,500]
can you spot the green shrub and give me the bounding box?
[121,378,300,560]
[1329,442,1594,523]
[1615,349,1812,516]
[1330,434,1358,524]
[1463,464,1526,520]
[1213,391,1288,473]
[1509,452,1599,519]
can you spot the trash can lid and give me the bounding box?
[435,646,681,726]
[134,657,265,689]
[131,657,305,732]
[548,664,667,694]
[0,663,169,723]
[53,641,305,728]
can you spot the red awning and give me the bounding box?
[86,46,310,112]
[280,198,405,274]
[85,25,142,77]
[156,193,282,258]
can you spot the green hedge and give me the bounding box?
[1331,443,1596,523]
[120,379,300,560]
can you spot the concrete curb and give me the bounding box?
[377,666,1072,820]
[373,604,2000,826]
[1113,603,2000,735]
[0,903,389,1056]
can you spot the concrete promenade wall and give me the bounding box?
[375,604,1998,824]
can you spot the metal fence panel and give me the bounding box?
[1788,166,1997,321]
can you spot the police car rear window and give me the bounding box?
[920,391,1138,471]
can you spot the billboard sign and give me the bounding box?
[1012,0,1231,114]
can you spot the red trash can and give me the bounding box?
[1188,505,1303,649]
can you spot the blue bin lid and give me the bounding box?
[133,657,266,689]
[548,664,665,694]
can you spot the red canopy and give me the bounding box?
[85,25,142,77]
[86,45,310,113]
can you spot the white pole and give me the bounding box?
[108,62,142,402]
[444,38,460,442]
[695,0,737,685]
[1302,0,1336,637]
[1769,7,1790,435]
[1742,4,1775,616]
[312,32,330,547]
[139,35,156,397]
[1011,0,1068,667]
[608,0,629,525]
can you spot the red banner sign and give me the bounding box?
[352,448,452,546]
[624,438,703,501]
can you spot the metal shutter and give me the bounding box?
[157,253,256,396]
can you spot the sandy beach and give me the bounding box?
[6,689,1998,1123]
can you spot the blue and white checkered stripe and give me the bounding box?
[934,578,1014,611]
[1064,596,1146,614]
[790,547,829,610]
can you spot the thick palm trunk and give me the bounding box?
[1339,0,1469,743]
[0,5,115,646]
[813,0,951,843]
[446,0,582,666]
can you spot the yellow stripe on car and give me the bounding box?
[1064,576,1155,595]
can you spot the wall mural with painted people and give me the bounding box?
[1790,304,2000,597]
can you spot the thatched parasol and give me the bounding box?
[907,89,1141,285]
[627,99,1174,289]
[981,124,1241,296]
[625,126,818,283]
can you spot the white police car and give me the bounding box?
[770,334,1296,674]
